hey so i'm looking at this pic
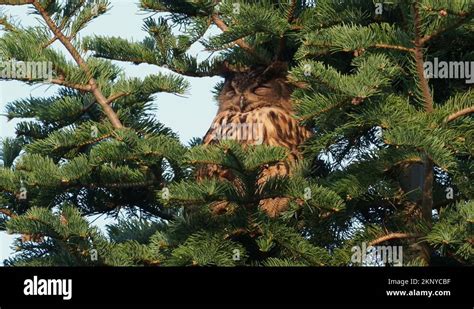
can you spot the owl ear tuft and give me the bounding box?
[220,61,235,78]
[219,61,250,77]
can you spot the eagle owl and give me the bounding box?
[200,63,312,216]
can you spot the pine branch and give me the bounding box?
[413,1,434,113]
[421,158,434,220]
[287,0,297,22]
[211,14,268,64]
[300,98,347,121]
[106,92,131,105]
[374,43,415,53]
[50,78,92,92]
[368,233,419,246]
[32,0,123,129]
[423,6,471,18]
[0,15,17,32]
[0,0,33,4]
[0,208,17,218]
[41,15,70,49]
[420,10,473,45]
[413,3,435,241]
[445,106,474,123]
[42,35,59,49]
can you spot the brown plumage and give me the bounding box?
[199,63,312,217]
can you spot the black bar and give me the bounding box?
[0,267,472,307]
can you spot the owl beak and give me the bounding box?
[239,96,245,110]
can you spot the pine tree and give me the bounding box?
[288,0,473,265]
[79,0,357,266]
[1,0,472,266]
[0,0,189,265]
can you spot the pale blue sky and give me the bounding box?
[0,0,221,264]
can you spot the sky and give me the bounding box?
[0,0,221,264]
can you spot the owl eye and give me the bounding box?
[254,85,272,95]
[226,90,236,97]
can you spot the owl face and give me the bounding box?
[217,71,293,113]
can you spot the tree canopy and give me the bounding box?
[0,0,472,266]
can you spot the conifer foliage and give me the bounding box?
[0,0,472,266]
[289,0,473,265]
[0,0,189,265]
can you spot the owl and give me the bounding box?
[199,62,312,216]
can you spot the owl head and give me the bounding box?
[217,62,293,113]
